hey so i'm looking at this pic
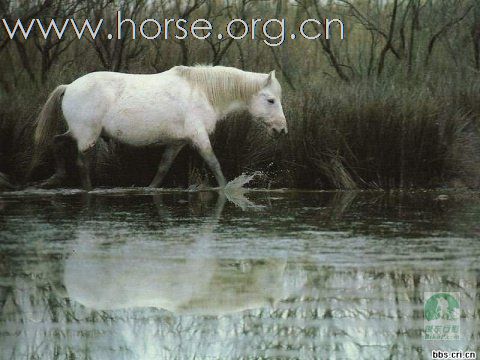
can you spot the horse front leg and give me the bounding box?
[149,143,185,188]
[193,138,226,189]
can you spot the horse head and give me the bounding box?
[248,70,288,135]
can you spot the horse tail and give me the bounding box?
[28,85,68,178]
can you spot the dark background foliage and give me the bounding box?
[1,0,479,189]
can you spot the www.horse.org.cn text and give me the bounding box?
[1,13,346,47]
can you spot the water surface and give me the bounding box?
[0,189,479,359]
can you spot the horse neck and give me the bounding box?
[188,67,266,117]
[216,72,266,116]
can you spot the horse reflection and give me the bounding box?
[64,191,287,315]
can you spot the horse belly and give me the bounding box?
[103,100,185,146]
[98,71,214,146]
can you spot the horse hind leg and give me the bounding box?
[72,127,102,191]
[38,132,74,188]
[149,143,185,188]
[76,146,95,191]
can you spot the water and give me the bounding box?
[0,188,479,359]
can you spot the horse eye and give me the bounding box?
[267,99,275,104]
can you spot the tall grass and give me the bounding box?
[274,76,480,189]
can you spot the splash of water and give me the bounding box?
[225,171,263,192]
[224,172,264,210]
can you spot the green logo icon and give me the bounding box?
[424,292,460,340]
[425,293,460,321]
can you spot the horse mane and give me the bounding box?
[174,65,266,109]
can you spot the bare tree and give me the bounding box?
[295,0,351,82]
[340,0,405,76]
[173,0,208,65]
[88,0,143,71]
[0,0,55,85]
[424,0,472,66]
[33,0,88,83]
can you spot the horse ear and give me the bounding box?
[264,70,276,87]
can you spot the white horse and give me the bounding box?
[31,65,287,190]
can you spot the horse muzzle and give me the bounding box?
[272,122,288,135]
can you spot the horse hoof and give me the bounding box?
[37,175,66,189]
